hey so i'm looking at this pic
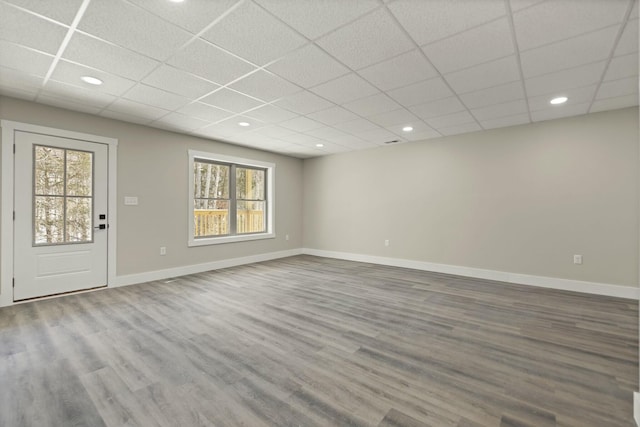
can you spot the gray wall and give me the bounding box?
[0,96,304,278]
[303,107,639,288]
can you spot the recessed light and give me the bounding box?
[315,143,324,148]
[80,76,103,86]
[550,96,568,105]
[402,126,413,132]
[238,122,250,127]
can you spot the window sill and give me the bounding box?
[188,232,275,247]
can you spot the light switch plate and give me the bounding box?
[124,196,138,206]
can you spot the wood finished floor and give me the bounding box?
[0,255,637,427]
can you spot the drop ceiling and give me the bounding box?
[0,0,637,158]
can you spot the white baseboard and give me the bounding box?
[302,248,640,300]
[635,392,640,427]
[114,248,303,288]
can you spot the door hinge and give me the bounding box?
[13,144,15,154]
[12,278,15,288]
[13,211,15,220]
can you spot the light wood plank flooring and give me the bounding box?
[0,255,637,427]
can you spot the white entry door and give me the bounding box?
[13,131,109,301]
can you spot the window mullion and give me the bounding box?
[230,164,237,235]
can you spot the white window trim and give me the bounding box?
[188,150,275,247]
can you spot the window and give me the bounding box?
[188,150,274,246]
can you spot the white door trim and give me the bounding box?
[1,120,118,307]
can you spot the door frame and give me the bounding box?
[0,120,118,307]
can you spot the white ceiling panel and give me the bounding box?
[459,81,525,109]
[129,0,239,34]
[99,109,153,125]
[107,98,171,121]
[267,44,350,88]
[403,129,442,142]
[63,33,161,81]
[275,90,333,115]
[422,18,514,74]
[615,18,639,56]
[279,116,325,133]
[356,128,402,144]
[409,96,466,120]
[306,106,360,126]
[385,120,434,136]
[208,116,263,135]
[153,112,210,132]
[177,102,233,122]
[37,94,103,115]
[0,65,43,93]
[244,104,298,124]
[513,0,628,50]
[596,76,639,99]
[0,3,68,54]
[124,84,190,111]
[310,73,378,104]
[524,61,607,97]
[333,118,380,135]
[386,77,453,107]
[358,49,438,91]
[280,132,325,145]
[229,70,300,102]
[604,52,639,81]
[520,26,619,78]
[590,93,638,112]
[39,80,117,109]
[470,99,528,121]
[528,85,597,111]
[304,126,351,141]
[425,110,476,129]
[79,0,192,61]
[255,0,378,40]
[444,55,520,94]
[438,122,483,136]
[4,0,85,25]
[317,8,414,70]
[388,0,506,46]
[200,88,263,113]
[368,108,420,127]
[142,65,218,99]
[201,1,307,66]
[253,125,297,138]
[530,102,590,122]
[479,113,530,130]
[168,39,255,85]
[0,40,53,77]
[343,93,401,117]
[51,60,137,97]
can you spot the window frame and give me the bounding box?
[188,150,275,246]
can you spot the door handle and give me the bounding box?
[94,224,107,230]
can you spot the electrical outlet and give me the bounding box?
[160,246,167,256]
[573,254,582,265]
[384,239,390,247]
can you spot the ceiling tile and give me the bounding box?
[267,44,349,89]
[255,0,378,40]
[358,49,437,91]
[480,113,530,130]
[317,9,414,70]
[177,102,233,122]
[604,52,639,81]
[409,96,466,120]
[333,118,380,135]
[275,90,333,114]
[36,94,103,115]
[51,60,137,97]
[386,120,434,136]
[0,40,53,77]
[129,0,238,34]
[253,125,297,138]
[200,88,263,113]
[229,70,300,102]
[328,133,368,146]
[425,110,476,128]
[0,85,37,101]
[422,18,514,74]
[40,80,117,109]
[513,0,628,50]
[279,116,325,132]
[343,93,401,117]
[388,0,506,45]
[167,39,255,85]
[63,33,161,81]
[306,106,360,125]
[438,122,482,136]
[596,76,639,99]
[0,65,43,93]
[0,3,68,54]
[209,116,263,135]
[386,77,453,107]
[99,109,153,125]
[142,65,219,99]
[590,93,638,112]
[403,129,442,141]
[124,84,190,111]
[280,132,325,145]
[107,98,171,121]
[470,99,528,120]
[79,0,192,61]
[520,26,619,78]
[153,112,210,132]
[444,55,520,94]
[201,1,307,66]
[615,18,639,56]
[356,128,401,144]
[528,85,597,111]
[304,126,351,140]
[310,73,378,104]
[530,102,590,122]
[459,81,525,109]
[367,108,420,127]
[5,0,85,24]
[524,61,607,96]
[244,104,298,124]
